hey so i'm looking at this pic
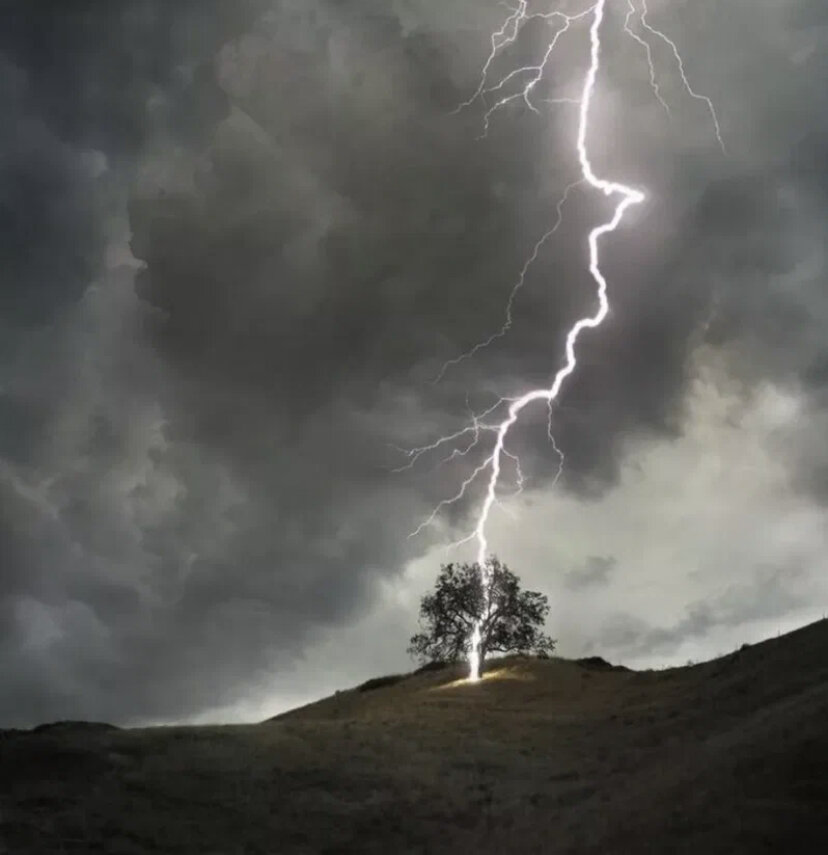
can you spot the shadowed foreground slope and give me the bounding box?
[2,619,827,854]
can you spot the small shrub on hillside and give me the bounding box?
[575,656,629,672]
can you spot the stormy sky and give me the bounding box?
[1,0,826,728]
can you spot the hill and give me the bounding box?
[2,619,827,853]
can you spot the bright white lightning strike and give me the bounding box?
[402,0,724,682]
[639,0,726,153]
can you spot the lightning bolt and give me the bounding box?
[401,0,724,682]
[624,0,726,153]
[623,0,670,114]
[432,178,583,384]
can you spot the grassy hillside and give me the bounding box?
[2,619,827,854]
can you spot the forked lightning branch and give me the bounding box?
[399,0,724,681]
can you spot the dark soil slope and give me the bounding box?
[2,619,827,854]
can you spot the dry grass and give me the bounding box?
[2,620,827,853]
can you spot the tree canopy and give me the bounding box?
[408,557,555,669]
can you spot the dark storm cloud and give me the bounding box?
[0,57,105,327]
[0,0,826,726]
[0,1,267,330]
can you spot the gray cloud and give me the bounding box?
[565,556,616,590]
[1,0,827,726]
[595,564,815,659]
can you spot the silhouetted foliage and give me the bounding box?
[575,656,629,672]
[408,557,555,670]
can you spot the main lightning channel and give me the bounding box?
[465,0,645,681]
[401,0,724,682]
[435,0,723,386]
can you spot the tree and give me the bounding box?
[407,556,555,671]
